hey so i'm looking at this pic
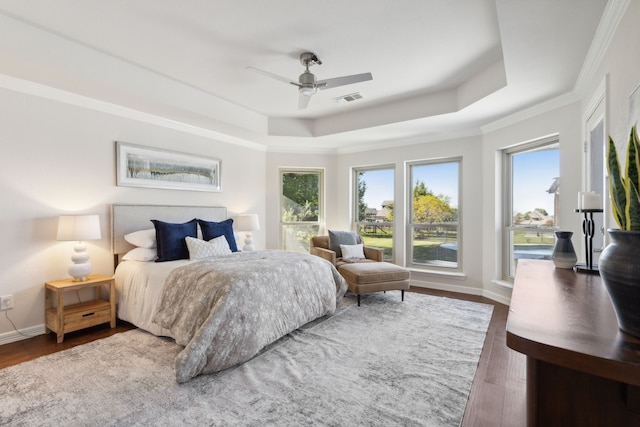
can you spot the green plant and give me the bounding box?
[607,125,640,230]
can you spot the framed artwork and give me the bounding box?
[116,142,221,192]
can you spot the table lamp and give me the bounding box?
[57,214,102,281]
[234,214,260,251]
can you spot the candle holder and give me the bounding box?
[574,208,602,274]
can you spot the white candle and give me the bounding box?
[582,192,601,210]
[578,192,583,210]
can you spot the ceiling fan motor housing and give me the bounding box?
[300,52,321,66]
[298,70,317,95]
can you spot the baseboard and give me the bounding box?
[0,324,46,345]
[481,289,511,306]
[411,280,483,296]
[410,280,511,306]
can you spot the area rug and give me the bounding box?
[0,293,493,426]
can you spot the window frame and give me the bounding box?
[278,167,325,252]
[352,164,396,262]
[406,157,462,272]
[502,135,559,280]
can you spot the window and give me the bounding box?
[503,137,559,279]
[353,166,395,261]
[408,159,461,270]
[279,168,323,253]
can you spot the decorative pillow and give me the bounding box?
[198,218,239,252]
[328,230,358,258]
[124,228,156,248]
[151,218,198,262]
[185,236,232,260]
[122,247,157,262]
[340,243,365,260]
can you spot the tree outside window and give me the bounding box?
[280,169,323,252]
[409,159,460,270]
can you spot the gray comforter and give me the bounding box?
[153,250,347,382]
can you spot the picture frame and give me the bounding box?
[116,142,221,192]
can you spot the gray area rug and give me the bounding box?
[1,292,493,426]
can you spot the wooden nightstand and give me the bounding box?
[44,274,116,343]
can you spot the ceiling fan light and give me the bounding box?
[300,86,317,96]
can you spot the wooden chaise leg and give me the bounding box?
[357,294,361,307]
[401,290,405,301]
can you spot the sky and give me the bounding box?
[361,163,459,210]
[512,148,559,215]
[360,169,394,209]
[360,149,559,215]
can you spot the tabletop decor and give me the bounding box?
[551,231,577,269]
[57,214,102,281]
[600,125,640,337]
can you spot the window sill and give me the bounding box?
[407,267,467,281]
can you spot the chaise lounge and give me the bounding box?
[310,233,411,306]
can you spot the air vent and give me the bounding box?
[333,92,363,104]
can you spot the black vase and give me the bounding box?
[599,229,640,338]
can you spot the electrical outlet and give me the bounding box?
[0,295,13,310]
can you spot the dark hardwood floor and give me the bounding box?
[0,288,525,426]
[0,320,135,369]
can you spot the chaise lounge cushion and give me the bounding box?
[339,261,411,306]
[339,262,410,286]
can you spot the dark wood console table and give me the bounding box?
[507,259,640,426]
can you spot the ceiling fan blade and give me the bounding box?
[318,72,372,90]
[298,93,312,110]
[246,66,299,87]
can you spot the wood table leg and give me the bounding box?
[44,288,52,334]
[526,357,538,427]
[56,290,64,343]
[109,280,116,328]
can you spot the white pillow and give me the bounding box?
[185,236,232,260]
[122,247,157,262]
[124,228,156,248]
[340,243,365,259]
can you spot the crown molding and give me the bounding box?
[481,92,580,134]
[336,127,482,155]
[0,74,267,152]
[574,0,630,94]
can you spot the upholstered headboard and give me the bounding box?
[111,204,228,258]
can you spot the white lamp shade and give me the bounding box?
[57,215,102,241]
[234,214,260,232]
[57,214,101,281]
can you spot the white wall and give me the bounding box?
[584,0,640,174]
[481,101,583,302]
[337,135,486,298]
[265,151,338,249]
[0,87,266,339]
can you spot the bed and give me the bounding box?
[111,204,347,382]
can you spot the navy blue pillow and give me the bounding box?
[151,218,198,262]
[198,218,238,252]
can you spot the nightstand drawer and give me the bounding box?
[46,300,112,334]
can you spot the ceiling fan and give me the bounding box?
[247,52,373,109]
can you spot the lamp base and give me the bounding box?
[68,241,92,281]
[242,232,255,252]
[575,263,600,275]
